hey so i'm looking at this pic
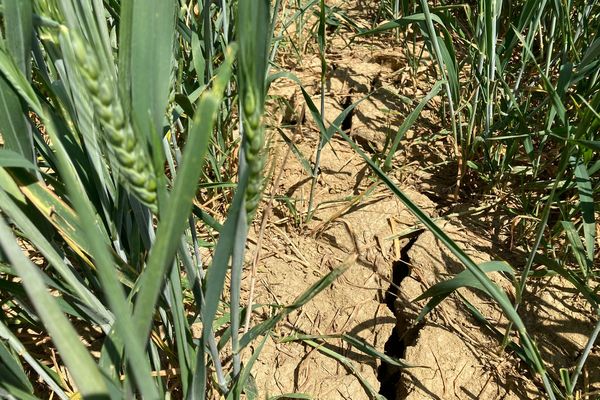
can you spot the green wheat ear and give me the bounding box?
[242,90,266,219]
[67,29,158,212]
[239,0,271,221]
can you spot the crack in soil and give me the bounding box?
[340,90,354,133]
[378,233,423,399]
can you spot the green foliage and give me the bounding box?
[0,0,598,399]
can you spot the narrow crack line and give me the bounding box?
[377,233,423,399]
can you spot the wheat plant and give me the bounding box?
[0,1,360,398]
[1,0,598,399]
